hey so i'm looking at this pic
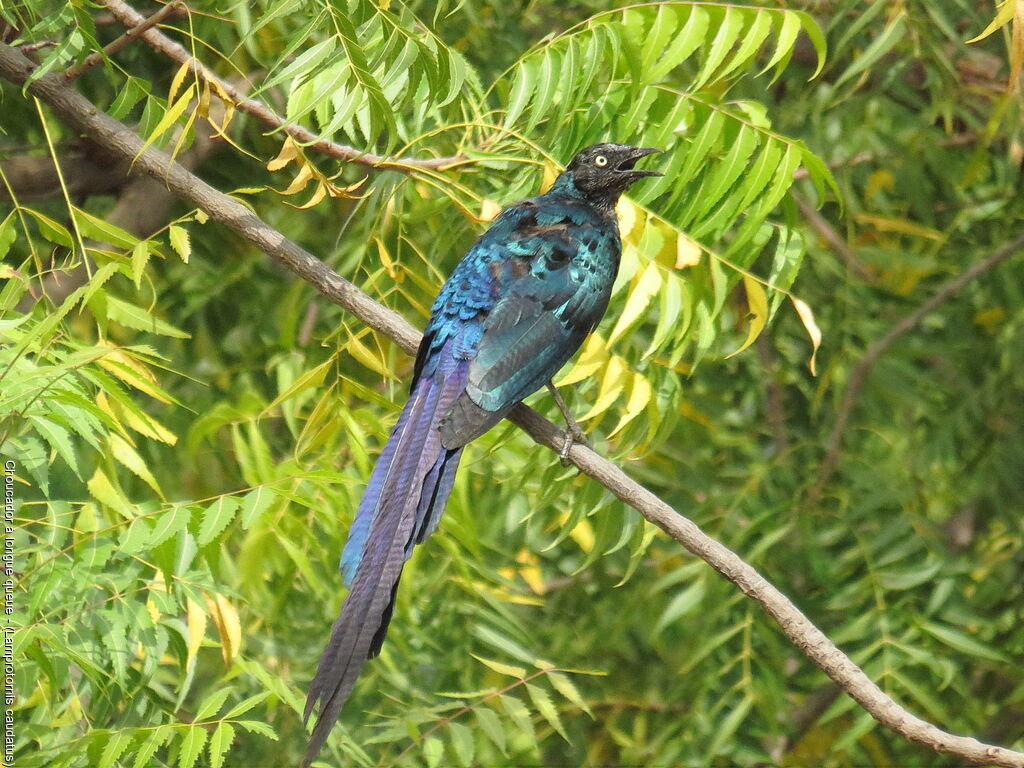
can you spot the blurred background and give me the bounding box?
[2,0,1022,765]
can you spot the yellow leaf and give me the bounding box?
[557,333,608,386]
[607,262,663,346]
[98,344,178,404]
[540,161,560,193]
[197,79,211,118]
[168,60,192,106]
[616,198,642,242]
[479,199,502,222]
[282,163,315,195]
[86,467,133,518]
[726,275,768,359]
[974,307,1006,328]
[966,0,1017,43]
[790,296,822,376]
[101,392,177,445]
[141,83,195,154]
[345,334,393,379]
[855,213,943,240]
[567,517,595,554]
[295,181,327,209]
[1012,0,1024,89]
[675,232,702,269]
[186,597,207,670]
[515,549,545,594]
[864,169,895,202]
[205,593,242,667]
[375,236,398,279]
[109,434,164,498]
[578,355,628,421]
[471,655,527,678]
[608,371,653,437]
[264,358,332,412]
[267,137,299,171]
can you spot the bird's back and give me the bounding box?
[416,192,621,447]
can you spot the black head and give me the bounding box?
[555,143,663,209]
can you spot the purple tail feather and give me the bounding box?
[303,356,467,764]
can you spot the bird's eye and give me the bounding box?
[594,155,608,167]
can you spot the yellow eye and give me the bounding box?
[594,155,608,167]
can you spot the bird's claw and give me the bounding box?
[559,423,589,466]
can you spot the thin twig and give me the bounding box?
[100,0,466,172]
[793,192,874,281]
[64,0,182,80]
[18,41,57,54]
[807,231,1024,506]
[2,42,1022,768]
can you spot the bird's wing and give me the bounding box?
[439,207,613,448]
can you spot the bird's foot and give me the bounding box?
[559,421,589,466]
[548,381,589,466]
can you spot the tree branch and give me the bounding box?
[807,230,1024,507]
[793,192,874,281]
[1,41,1021,768]
[64,0,182,80]
[0,143,127,202]
[100,0,467,172]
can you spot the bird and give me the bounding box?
[303,143,662,763]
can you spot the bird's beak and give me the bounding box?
[617,147,664,177]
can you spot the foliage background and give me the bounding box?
[2,0,1022,766]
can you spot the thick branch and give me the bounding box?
[1,42,1021,768]
[100,0,466,172]
[0,145,127,201]
[808,230,1024,506]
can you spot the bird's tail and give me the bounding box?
[303,359,466,764]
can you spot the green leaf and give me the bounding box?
[168,225,191,264]
[471,654,526,678]
[149,504,191,548]
[132,725,172,768]
[197,496,242,546]
[654,580,706,635]
[97,730,133,768]
[131,242,152,288]
[27,414,79,476]
[526,683,569,742]
[223,692,271,720]
[920,622,1009,663]
[109,433,164,497]
[208,722,235,768]
[834,14,905,88]
[448,721,475,767]
[120,516,153,554]
[474,707,507,754]
[177,725,208,768]
[548,671,591,717]
[105,296,190,338]
[240,486,277,529]
[195,687,234,720]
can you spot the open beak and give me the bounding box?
[617,147,663,177]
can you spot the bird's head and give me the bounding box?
[554,143,663,209]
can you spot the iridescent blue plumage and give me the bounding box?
[304,144,662,764]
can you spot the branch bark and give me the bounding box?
[807,230,1024,507]
[100,0,467,172]
[64,0,182,80]
[1,42,1021,768]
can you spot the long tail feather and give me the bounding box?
[304,358,466,764]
